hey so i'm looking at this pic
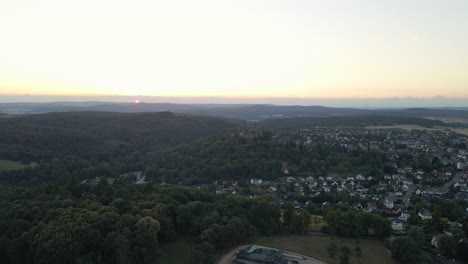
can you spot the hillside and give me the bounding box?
[145,134,384,185]
[0,111,235,153]
[0,112,237,184]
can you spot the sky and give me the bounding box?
[1,0,468,103]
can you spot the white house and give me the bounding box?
[391,219,405,232]
[250,178,263,185]
[398,212,411,222]
[431,235,440,248]
[418,209,432,220]
[384,197,395,209]
[356,174,365,181]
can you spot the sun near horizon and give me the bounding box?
[1,0,468,99]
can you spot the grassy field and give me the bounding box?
[0,160,35,171]
[158,238,193,264]
[255,235,398,264]
[366,125,468,136]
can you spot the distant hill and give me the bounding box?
[2,102,468,121]
[4,102,363,118]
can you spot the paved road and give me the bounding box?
[217,245,327,264]
[402,184,416,208]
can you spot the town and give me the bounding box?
[212,127,468,257]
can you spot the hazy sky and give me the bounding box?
[1,0,468,99]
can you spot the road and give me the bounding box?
[217,245,327,264]
[403,184,416,208]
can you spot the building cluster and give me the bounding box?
[215,128,468,240]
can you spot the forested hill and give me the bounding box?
[0,111,235,148]
[0,112,237,184]
[145,134,384,185]
[255,116,458,130]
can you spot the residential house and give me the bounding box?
[391,219,405,233]
[250,178,263,185]
[419,208,433,220]
[384,197,395,209]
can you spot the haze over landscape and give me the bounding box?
[2,1,468,264]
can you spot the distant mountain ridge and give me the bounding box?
[1,102,468,121]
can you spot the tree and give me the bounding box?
[391,237,425,264]
[456,239,468,262]
[190,242,215,264]
[339,246,350,264]
[110,234,131,264]
[327,242,337,258]
[373,216,391,238]
[133,216,160,263]
[355,246,362,257]
[301,211,311,233]
[407,227,425,246]
[452,228,465,243]
[432,211,443,232]
[355,240,362,257]
[439,234,456,257]
[200,228,217,245]
[283,202,294,232]
[313,216,321,229]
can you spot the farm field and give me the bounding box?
[255,235,398,264]
[0,160,35,171]
[365,125,468,136]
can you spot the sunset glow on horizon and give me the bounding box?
[1,0,468,99]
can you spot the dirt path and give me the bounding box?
[217,245,328,264]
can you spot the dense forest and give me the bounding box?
[0,112,236,185]
[0,182,282,264]
[0,180,393,264]
[0,111,236,159]
[145,134,385,185]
